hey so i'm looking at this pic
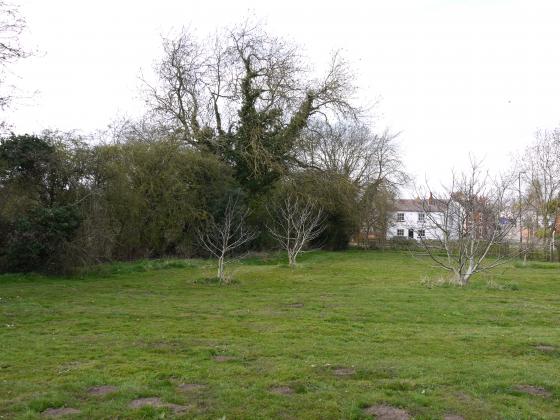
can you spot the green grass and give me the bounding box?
[0,251,559,419]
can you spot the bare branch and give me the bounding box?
[197,193,257,282]
[266,193,326,267]
[416,159,522,285]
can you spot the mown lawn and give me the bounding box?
[0,251,559,419]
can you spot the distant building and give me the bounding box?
[387,198,448,240]
[498,216,518,242]
[387,197,520,243]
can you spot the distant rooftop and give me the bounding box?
[394,199,446,213]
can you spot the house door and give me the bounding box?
[408,229,414,239]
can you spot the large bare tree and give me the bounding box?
[145,21,359,193]
[417,161,519,285]
[197,194,257,283]
[297,120,408,244]
[519,128,560,261]
[266,194,325,267]
[297,121,407,189]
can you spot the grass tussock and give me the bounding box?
[419,274,462,288]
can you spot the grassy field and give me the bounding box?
[0,251,559,419]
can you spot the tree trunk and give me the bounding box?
[453,269,472,286]
[460,272,472,286]
[551,230,557,262]
[217,256,225,282]
[288,251,297,268]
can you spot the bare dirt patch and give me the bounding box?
[444,415,465,420]
[453,391,472,402]
[178,383,205,392]
[514,385,552,397]
[129,397,189,413]
[286,302,304,308]
[87,385,117,396]
[333,367,356,377]
[535,344,556,353]
[270,386,294,395]
[41,407,80,417]
[166,403,190,414]
[213,355,236,362]
[363,404,411,419]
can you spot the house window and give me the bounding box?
[418,213,425,222]
[418,229,426,238]
[397,213,404,222]
[396,229,404,237]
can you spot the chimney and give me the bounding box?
[429,192,434,205]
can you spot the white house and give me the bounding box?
[387,198,447,240]
[387,198,521,243]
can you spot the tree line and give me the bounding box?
[0,22,407,273]
[1,10,557,278]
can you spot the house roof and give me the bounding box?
[393,199,446,213]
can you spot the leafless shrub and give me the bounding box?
[197,194,257,282]
[266,194,325,267]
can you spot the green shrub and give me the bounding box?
[4,206,81,272]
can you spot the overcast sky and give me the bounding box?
[5,0,560,187]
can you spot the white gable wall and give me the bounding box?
[387,210,444,240]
